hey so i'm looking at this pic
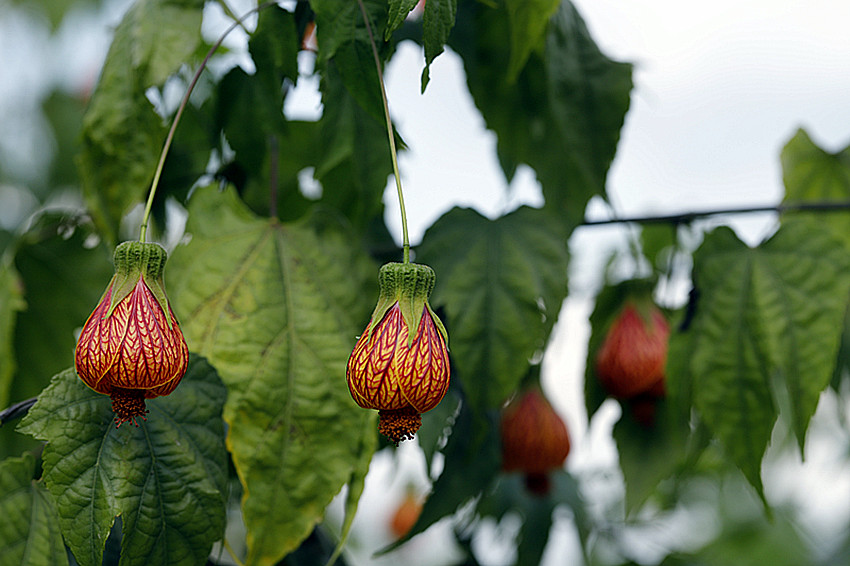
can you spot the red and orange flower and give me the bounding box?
[75,241,189,426]
[346,262,450,444]
[501,384,571,495]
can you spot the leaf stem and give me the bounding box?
[356,0,410,263]
[139,1,276,243]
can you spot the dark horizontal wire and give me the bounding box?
[581,200,850,226]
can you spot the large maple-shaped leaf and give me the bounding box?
[0,453,68,566]
[77,0,204,243]
[18,357,228,566]
[450,1,632,226]
[681,220,850,495]
[417,206,570,409]
[167,185,376,566]
[781,128,850,252]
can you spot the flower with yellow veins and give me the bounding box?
[75,241,189,426]
[347,262,450,444]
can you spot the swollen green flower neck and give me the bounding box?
[106,241,173,327]
[366,262,445,346]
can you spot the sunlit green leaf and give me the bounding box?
[168,185,375,566]
[418,206,570,410]
[451,1,632,226]
[0,452,68,566]
[18,357,228,566]
[78,0,204,243]
[686,221,850,495]
[781,128,850,252]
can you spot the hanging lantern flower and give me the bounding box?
[346,262,450,444]
[501,384,571,495]
[595,300,670,399]
[75,241,189,427]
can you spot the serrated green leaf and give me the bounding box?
[168,185,376,566]
[17,357,228,566]
[781,128,850,252]
[450,1,631,226]
[78,0,204,243]
[0,453,69,566]
[12,216,113,402]
[420,0,457,90]
[385,0,420,39]
[505,0,560,82]
[688,221,850,495]
[0,260,25,408]
[418,207,569,409]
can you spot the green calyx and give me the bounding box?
[367,262,448,347]
[105,241,173,328]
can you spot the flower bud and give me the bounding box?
[346,262,450,444]
[75,241,189,426]
[501,385,571,495]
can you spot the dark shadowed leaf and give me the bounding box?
[504,0,560,82]
[0,452,68,566]
[418,206,570,410]
[450,1,631,226]
[77,0,204,243]
[420,0,457,90]
[0,259,25,409]
[18,357,228,566]
[167,185,376,566]
[384,398,501,550]
[613,396,690,513]
[311,0,388,122]
[12,216,113,402]
[385,0,420,39]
